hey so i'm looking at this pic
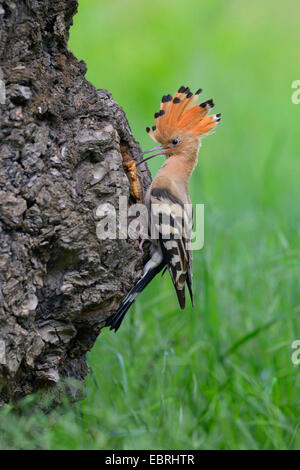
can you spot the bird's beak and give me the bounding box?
[140,145,163,156]
[136,145,169,166]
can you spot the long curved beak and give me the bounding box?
[140,145,163,156]
[136,145,169,167]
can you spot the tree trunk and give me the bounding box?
[0,0,151,405]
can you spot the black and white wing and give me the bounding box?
[150,187,194,309]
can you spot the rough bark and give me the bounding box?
[0,0,151,404]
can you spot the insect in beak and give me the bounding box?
[136,145,170,166]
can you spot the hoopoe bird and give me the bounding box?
[106,86,221,331]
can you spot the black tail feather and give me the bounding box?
[186,267,194,307]
[106,262,165,332]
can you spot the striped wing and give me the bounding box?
[150,188,194,309]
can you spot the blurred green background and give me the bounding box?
[1,0,300,450]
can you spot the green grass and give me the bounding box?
[1,0,300,450]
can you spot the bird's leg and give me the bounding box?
[127,219,150,252]
[139,235,151,253]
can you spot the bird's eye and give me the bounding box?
[171,139,179,145]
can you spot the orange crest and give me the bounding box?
[146,86,221,143]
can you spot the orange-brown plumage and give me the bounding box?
[147,86,220,144]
